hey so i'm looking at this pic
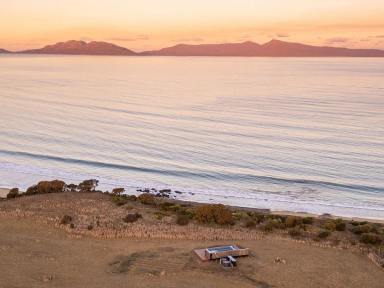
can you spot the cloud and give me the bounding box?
[172,37,204,43]
[276,33,290,38]
[79,36,94,42]
[324,37,349,44]
[107,35,149,42]
[375,35,384,38]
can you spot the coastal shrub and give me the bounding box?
[123,213,142,223]
[360,233,382,245]
[111,195,129,206]
[260,220,275,232]
[41,180,65,194]
[78,179,99,193]
[178,208,195,219]
[25,185,38,195]
[154,211,168,220]
[335,219,346,231]
[176,214,190,226]
[302,217,314,225]
[322,221,337,231]
[350,224,373,235]
[194,204,233,225]
[233,211,249,221]
[260,219,284,232]
[127,195,137,202]
[245,220,257,229]
[318,229,331,239]
[159,202,181,212]
[251,212,266,224]
[60,215,72,225]
[112,188,125,195]
[288,227,302,238]
[87,224,94,230]
[66,183,78,192]
[285,216,300,228]
[25,180,66,195]
[138,193,156,205]
[6,188,19,199]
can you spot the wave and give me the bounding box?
[1,149,383,194]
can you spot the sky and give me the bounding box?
[1,0,384,51]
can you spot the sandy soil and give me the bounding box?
[0,192,383,288]
[0,216,383,288]
[0,188,9,198]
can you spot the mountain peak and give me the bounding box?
[21,40,137,55]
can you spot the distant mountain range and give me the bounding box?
[2,39,384,57]
[0,48,10,53]
[146,40,384,57]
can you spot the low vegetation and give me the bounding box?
[60,215,72,225]
[123,213,142,223]
[194,204,233,225]
[137,193,156,205]
[4,178,384,263]
[6,188,19,199]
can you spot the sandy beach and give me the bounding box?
[0,188,9,198]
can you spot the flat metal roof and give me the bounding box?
[206,245,237,253]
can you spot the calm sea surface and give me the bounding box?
[1,55,383,219]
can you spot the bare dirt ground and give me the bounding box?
[0,192,383,288]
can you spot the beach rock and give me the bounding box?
[174,191,182,194]
[159,189,171,193]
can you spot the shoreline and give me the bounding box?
[1,185,383,224]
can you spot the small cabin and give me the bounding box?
[194,245,249,261]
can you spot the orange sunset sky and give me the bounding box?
[1,0,384,51]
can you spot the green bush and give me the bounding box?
[260,219,284,232]
[159,202,181,212]
[138,193,156,205]
[111,195,129,206]
[194,204,233,225]
[322,221,336,231]
[360,233,382,245]
[178,208,195,219]
[350,224,373,235]
[318,229,331,239]
[176,214,190,226]
[6,188,19,199]
[302,217,314,225]
[334,219,346,231]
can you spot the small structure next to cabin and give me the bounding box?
[194,245,249,268]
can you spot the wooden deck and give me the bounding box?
[194,248,210,261]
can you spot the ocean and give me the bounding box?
[1,55,383,219]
